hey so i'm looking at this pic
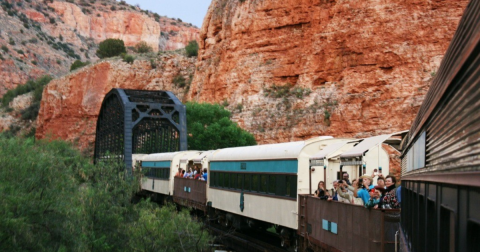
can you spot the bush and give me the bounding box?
[96,38,126,58]
[123,54,134,63]
[1,75,53,108]
[172,74,186,88]
[134,41,152,53]
[31,60,37,65]
[1,45,8,52]
[185,40,198,57]
[70,60,90,71]
[0,136,213,251]
[186,102,257,150]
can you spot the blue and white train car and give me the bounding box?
[206,136,350,244]
[141,151,200,197]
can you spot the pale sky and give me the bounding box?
[122,0,212,28]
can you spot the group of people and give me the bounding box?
[314,172,401,209]
[175,165,208,181]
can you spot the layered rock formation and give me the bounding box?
[35,54,195,151]
[190,0,468,143]
[0,0,199,97]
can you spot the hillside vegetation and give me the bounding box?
[0,135,212,251]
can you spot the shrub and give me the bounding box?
[8,38,15,45]
[31,60,37,65]
[70,60,89,71]
[1,75,52,108]
[49,17,55,24]
[1,45,9,52]
[134,41,153,53]
[185,40,198,57]
[172,74,186,88]
[16,49,24,54]
[96,38,126,58]
[123,54,134,63]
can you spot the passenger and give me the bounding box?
[342,172,352,185]
[354,175,374,206]
[194,167,202,180]
[365,187,383,209]
[192,166,198,177]
[377,177,385,189]
[174,168,183,178]
[314,181,328,199]
[381,175,400,209]
[327,180,339,201]
[183,168,192,178]
[396,185,402,204]
[202,168,208,181]
[336,180,353,203]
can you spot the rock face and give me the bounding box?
[35,54,195,151]
[189,0,468,144]
[0,0,199,97]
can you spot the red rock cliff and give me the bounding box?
[35,54,195,151]
[189,0,468,144]
[0,0,199,97]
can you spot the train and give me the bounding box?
[134,133,404,250]
[397,0,480,251]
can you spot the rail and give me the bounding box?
[298,194,400,252]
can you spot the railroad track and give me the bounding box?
[206,222,288,252]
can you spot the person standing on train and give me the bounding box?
[175,168,183,178]
[342,172,352,186]
[377,177,386,189]
[314,181,328,199]
[336,180,353,203]
[202,168,208,181]
[327,180,339,201]
[381,175,400,209]
[354,175,374,205]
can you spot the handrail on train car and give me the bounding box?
[298,194,400,252]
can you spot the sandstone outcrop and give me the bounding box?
[0,0,199,97]
[189,0,468,144]
[35,54,195,151]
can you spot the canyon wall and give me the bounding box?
[189,0,468,143]
[0,0,199,97]
[35,54,195,151]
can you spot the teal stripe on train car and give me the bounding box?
[142,161,171,168]
[210,160,297,173]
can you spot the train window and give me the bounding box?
[230,173,237,189]
[244,174,251,191]
[252,174,259,192]
[219,173,225,188]
[224,173,230,188]
[237,173,243,190]
[289,175,297,198]
[286,176,291,196]
[260,175,268,193]
[268,175,276,194]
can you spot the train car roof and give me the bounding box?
[142,152,181,161]
[209,136,334,161]
[340,130,408,158]
[310,140,358,160]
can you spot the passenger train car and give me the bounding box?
[398,1,480,251]
[138,134,400,249]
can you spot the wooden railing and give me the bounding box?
[173,177,207,211]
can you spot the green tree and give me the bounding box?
[0,135,212,251]
[185,40,199,57]
[70,60,90,71]
[96,38,126,58]
[186,102,257,150]
[134,41,153,53]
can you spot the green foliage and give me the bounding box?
[31,60,37,65]
[122,54,135,63]
[0,136,212,251]
[96,38,126,58]
[1,45,9,52]
[1,75,53,108]
[70,60,90,71]
[173,74,186,88]
[185,40,199,57]
[263,83,311,99]
[186,102,257,150]
[134,41,153,53]
[8,37,15,45]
